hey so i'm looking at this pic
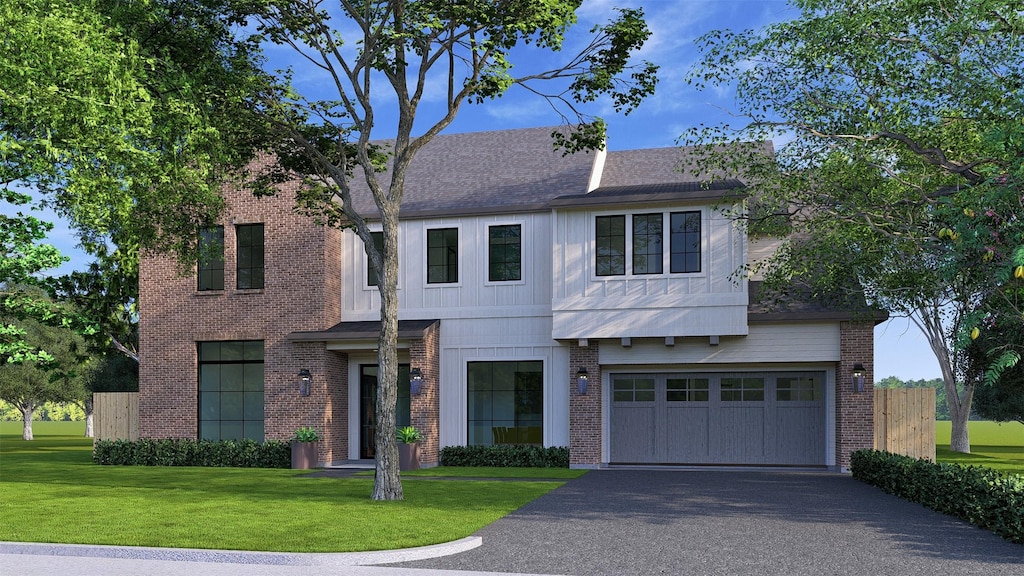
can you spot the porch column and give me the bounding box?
[409,322,441,466]
[569,340,601,468]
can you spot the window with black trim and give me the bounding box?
[367,231,384,286]
[197,226,224,291]
[670,211,701,273]
[198,340,264,441]
[467,361,543,445]
[427,227,458,284]
[596,215,625,276]
[488,224,522,282]
[595,211,701,276]
[236,223,264,289]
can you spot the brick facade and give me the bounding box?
[139,174,343,458]
[409,322,441,467]
[568,341,601,467]
[836,321,876,471]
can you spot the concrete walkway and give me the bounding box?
[4,469,1022,575]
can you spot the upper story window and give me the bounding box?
[427,227,458,284]
[236,223,264,290]
[595,210,702,277]
[488,224,522,282]
[197,226,224,291]
[366,231,384,287]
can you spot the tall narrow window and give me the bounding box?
[198,340,264,441]
[197,226,224,291]
[488,224,522,282]
[366,231,384,287]
[670,211,701,273]
[632,213,663,274]
[596,215,625,276]
[427,227,458,284]
[236,223,264,289]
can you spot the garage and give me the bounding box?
[609,371,827,465]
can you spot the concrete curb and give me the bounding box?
[0,536,483,567]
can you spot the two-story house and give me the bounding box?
[139,126,881,471]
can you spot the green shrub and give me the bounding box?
[852,449,1024,544]
[93,438,290,468]
[440,445,569,468]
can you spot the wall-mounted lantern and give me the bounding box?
[410,367,424,395]
[298,369,312,397]
[852,363,866,394]
[576,367,589,396]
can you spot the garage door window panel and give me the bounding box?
[776,376,822,402]
[667,377,709,402]
[613,377,655,402]
[721,377,765,402]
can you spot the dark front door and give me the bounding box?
[360,364,411,459]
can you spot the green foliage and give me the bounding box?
[440,445,570,468]
[291,426,320,443]
[0,400,84,421]
[396,425,422,444]
[852,449,1024,543]
[85,352,139,393]
[92,438,291,468]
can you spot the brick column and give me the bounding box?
[271,342,348,466]
[569,341,601,468]
[837,321,875,471]
[409,322,441,467]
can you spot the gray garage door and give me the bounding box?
[610,371,826,465]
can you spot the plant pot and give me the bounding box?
[398,442,420,471]
[291,441,319,470]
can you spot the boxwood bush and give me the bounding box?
[440,445,569,468]
[851,449,1024,543]
[93,438,291,468]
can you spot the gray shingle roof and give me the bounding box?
[348,126,595,218]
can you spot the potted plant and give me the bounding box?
[396,425,422,471]
[290,426,321,470]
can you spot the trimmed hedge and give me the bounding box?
[93,438,291,468]
[440,445,570,468]
[851,449,1024,543]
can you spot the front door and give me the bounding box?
[359,364,411,459]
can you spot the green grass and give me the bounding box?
[353,466,589,479]
[0,432,565,552]
[0,421,86,436]
[935,420,1024,476]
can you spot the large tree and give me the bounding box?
[234,0,657,500]
[684,0,1024,453]
[1,0,277,360]
[0,290,88,439]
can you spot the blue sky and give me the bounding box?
[6,0,942,380]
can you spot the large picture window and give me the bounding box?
[427,227,458,283]
[236,223,264,289]
[488,224,522,282]
[198,341,264,441]
[467,361,543,445]
[197,226,224,291]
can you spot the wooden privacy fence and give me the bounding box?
[94,392,139,441]
[874,388,936,461]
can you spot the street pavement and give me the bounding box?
[4,469,1022,575]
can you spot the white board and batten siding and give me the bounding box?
[551,205,749,339]
[438,316,570,450]
[340,213,554,321]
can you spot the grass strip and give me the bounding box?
[0,434,563,552]
[352,466,588,479]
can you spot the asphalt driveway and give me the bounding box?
[393,469,1023,576]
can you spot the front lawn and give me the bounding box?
[0,431,566,552]
[935,420,1024,476]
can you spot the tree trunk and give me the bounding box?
[20,402,35,441]
[371,207,403,501]
[946,374,974,453]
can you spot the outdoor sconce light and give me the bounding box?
[298,369,312,397]
[576,367,589,396]
[410,368,424,395]
[852,363,866,394]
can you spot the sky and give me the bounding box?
[6,0,943,381]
